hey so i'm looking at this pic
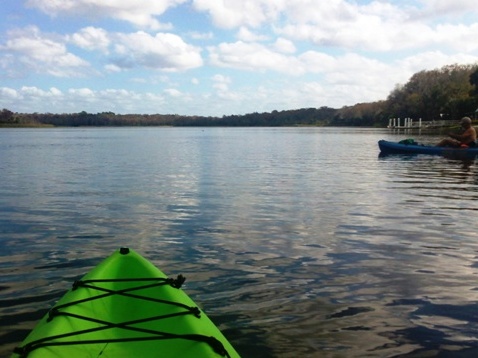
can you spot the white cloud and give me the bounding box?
[209,41,302,74]
[210,74,243,101]
[237,27,269,42]
[0,56,22,79]
[420,0,478,16]
[432,23,478,52]
[285,0,358,25]
[104,64,122,73]
[164,88,182,97]
[3,0,478,117]
[0,87,19,99]
[208,40,398,81]
[26,0,187,30]
[398,51,478,75]
[69,27,110,52]
[68,88,95,98]
[113,31,203,72]
[276,2,416,52]
[1,27,90,77]
[188,31,214,40]
[0,86,65,109]
[0,86,165,113]
[71,28,207,73]
[192,0,284,29]
[273,38,296,54]
[49,87,62,96]
[18,86,43,97]
[193,0,478,54]
[329,53,390,82]
[212,74,231,91]
[298,51,336,73]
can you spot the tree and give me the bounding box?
[385,64,478,121]
[469,68,478,95]
[0,108,15,123]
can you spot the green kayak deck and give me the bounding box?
[12,248,240,358]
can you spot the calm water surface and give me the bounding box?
[1,127,478,357]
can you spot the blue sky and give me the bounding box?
[1,0,478,116]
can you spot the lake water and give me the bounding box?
[1,127,478,357]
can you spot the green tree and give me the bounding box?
[0,108,15,123]
[385,64,478,121]
[469,68,478,95]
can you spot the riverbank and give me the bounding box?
[0,123,56,128]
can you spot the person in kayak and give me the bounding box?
[437,116,477,147]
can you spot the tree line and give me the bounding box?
[2,63,478,127]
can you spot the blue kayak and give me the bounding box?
[378,140,478,158]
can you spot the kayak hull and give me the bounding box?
[12,248,240,358]
[378,140,478,158]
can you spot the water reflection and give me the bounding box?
[2,129,478,357]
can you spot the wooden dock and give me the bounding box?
[387,118,454,129]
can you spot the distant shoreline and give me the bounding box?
[0,123,55,128]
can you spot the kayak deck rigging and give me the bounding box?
[13,248,235,358]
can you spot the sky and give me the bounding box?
[1,0,478,117]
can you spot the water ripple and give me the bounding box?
[2,129,478,357]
